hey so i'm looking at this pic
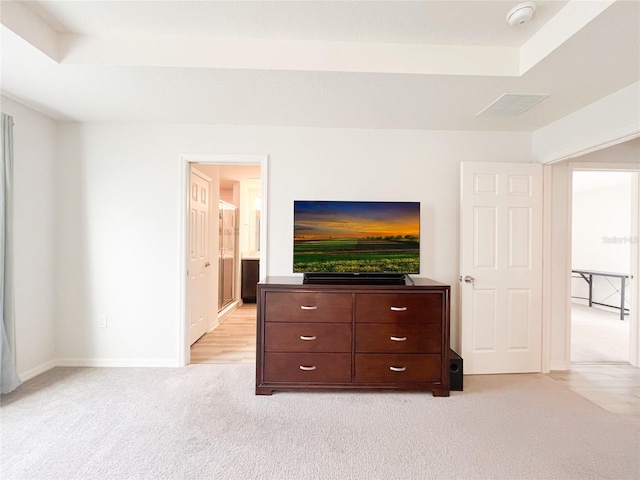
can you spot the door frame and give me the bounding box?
[543,160,639,371]
[178,154,269,367]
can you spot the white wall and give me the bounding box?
[532,81,640,164]
[544,162,572,370]
[533,82,640,370]
[55,123,532,364]
[573,174,632,272]
[1,96,57,378]
[572,173,632,309]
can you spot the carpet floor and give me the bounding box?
[571,303,630,363]
[1,365,638,480]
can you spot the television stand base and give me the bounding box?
[302,273,411,286]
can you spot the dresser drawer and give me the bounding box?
[355,324,441,353]
[355,293,442,324]
[264,353,351,383]
[354,354,441,383]
[256,279,450,396]
[265,323,352,353]
[264,292,352,323]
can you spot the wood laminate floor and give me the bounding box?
[190,304,257,364]
[190,304,639,426]
[548,364,640,426]
[550,303,639,426]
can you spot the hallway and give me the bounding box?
[190,304,257,364]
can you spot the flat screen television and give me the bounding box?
[293,200,420,276]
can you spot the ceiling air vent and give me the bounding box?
[476,93,549,117]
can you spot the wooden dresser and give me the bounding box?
[256,276,450,396]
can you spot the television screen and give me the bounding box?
[293,200,420,274]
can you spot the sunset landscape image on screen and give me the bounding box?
[293,201,420,273]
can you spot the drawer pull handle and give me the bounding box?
[300,305,318,310]
[390,306,407,312]
[299,365,317,371]
[390,336,407,342]
[300,335,317,341]
[389,366,406,372]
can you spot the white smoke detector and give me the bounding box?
[506,2,537,26]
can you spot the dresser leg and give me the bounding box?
[432,389,450,397]
[255,387,273,395]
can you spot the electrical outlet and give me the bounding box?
[98,314,108,328]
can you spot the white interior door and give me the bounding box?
[460,162,543,374]
[187,168,211,345]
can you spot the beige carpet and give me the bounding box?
[571,303,630,363]
[1,365,638,480]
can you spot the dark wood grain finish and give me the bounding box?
[355,324,441,353]
[264,353,351,383]
[265,323,352,353]
[264,292,352,323]
[355,293,442,324]
[256,277,450,396]
[354,354,441,383]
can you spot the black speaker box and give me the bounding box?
[449,349,463,391]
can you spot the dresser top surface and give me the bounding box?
[260,276,449,289]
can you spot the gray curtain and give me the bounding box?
[1,113,21,394]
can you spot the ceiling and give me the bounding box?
[220,164,262,188]
[1,1,639,131]
[571,137,640,164]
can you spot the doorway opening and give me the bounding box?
[571,170,634,364]
[180,154,267,367]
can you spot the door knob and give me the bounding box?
[205,262,211,267]
[464,275,475,284]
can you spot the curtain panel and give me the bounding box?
[1,113,21,394]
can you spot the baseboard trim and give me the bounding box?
[19,360,57,381]
[208,318,221,332]
[218,301,240,323]
[550,360,571,371]
[18,358,183,382]
[55,358,180,368]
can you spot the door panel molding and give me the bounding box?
[461,162,543,374]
